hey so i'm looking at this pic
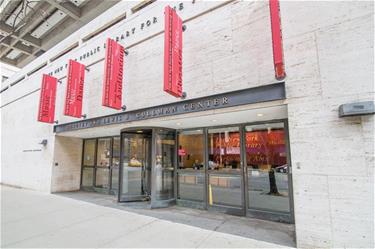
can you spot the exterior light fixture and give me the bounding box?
[39,139,48,146]
[176,122,181,126]
[257,113,264,117]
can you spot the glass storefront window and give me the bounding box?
[208,127,241,172]
[209,174,242,207]
[111,137,120,190]
[96,138,111,167]
[177,130,204,203]
[95,168,110,188]
[178,130,204,170]
[245,122,290,213]
[178,174,204,201]
[83,139,96,166]
[154,130,175,201]
[82,167,94,187]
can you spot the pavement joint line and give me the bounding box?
[2,210,115,247]
[194,218,227,248]
[98,219,159,247]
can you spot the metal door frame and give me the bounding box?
[150,127,177,208]
[80,136,120,194]
[118,128,152,202]
[205,125,246,216]
[175,119,294,223]
[175,128,206,209]
[242,119,294,223]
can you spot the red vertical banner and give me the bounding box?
[164,6,183,98]
[64,59,85,118]
[102,38,124,110]
[269,0,286,80]
[37,74,57,123]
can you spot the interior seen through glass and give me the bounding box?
[81,123,290,217]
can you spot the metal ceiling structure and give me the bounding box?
[0,0,120,68]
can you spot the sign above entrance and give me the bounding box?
[164,6,183,98]
[37,74,57,124]
[102,38,125,110]
[64,60,86,118]
[54,82,285,133]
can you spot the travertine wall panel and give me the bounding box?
[1,91,54,192]
[51,136,82,192]
[0,1,373,248]
[282,0,374,247]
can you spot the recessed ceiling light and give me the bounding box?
[212,119,217,122]
[257,113,264,117]
[136,130,143,133]
[176,122,181,126]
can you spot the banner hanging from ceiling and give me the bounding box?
[269,0,286,80]
[102,38,124,110]
[164,6,183,98]
[64,59,85,118]
[37,74,57,124]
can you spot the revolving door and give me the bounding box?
[118,128,176,208]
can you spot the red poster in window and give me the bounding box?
[64,59,85,118]
[37,74,57,123]
[164,6,183,97]
[269,0,286,80]
[103,38,124,110]
[178,149,186,156]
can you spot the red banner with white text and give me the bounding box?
[37,74,57,123]
[164,6,183,97]
[102,38,124,110]
[64,59,85,118]
[269,0,286,80]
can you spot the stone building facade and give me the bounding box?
[1,1,374,248]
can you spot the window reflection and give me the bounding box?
[246,123,290,213]
[111,137,120,190]
[208,127,241,172]
[178,174,204,201]
[83,139,95,166]
[154,130,175,200]
[178,130,204,170]
[209,175,242,207]
[96,138,111,167]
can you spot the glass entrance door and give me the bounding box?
[119,131,152,202]
[151,128,176,208]
[207,126,245,215]
[244,122,292,222]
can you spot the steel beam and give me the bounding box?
[44,0,81,21]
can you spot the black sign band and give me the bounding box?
[54,82,285,133]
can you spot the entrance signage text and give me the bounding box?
[103,38,124,110]
[64,60,86,118]
[164,6,183,97]
[37,74,57,123]
[54,82,285,133]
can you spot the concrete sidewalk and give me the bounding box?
[1,186,295,248]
